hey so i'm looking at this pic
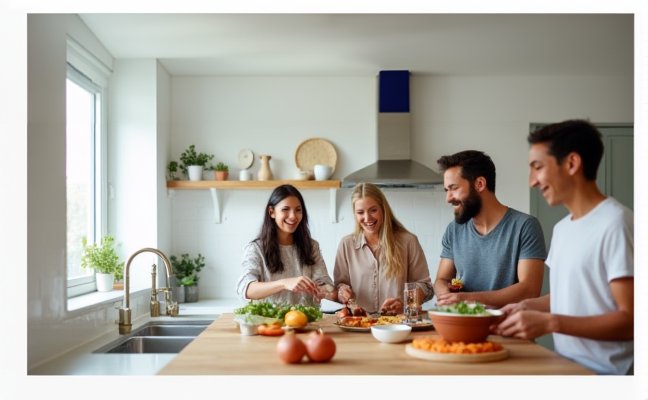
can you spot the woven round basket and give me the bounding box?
[294,138,338,174]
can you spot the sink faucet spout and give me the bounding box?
[119,247,178,334]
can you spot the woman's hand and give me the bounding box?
[282,276,318,297]
[315,283,337,301]
[337,285,354,304]
[380,297,403,316]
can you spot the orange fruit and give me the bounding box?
[284,310,308,328]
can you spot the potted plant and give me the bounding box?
[209,162,229,181]
[81,235,124,292]
[170,253,205,303]
[167,160,180,180]
[179,144,214,181]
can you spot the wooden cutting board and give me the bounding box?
[405,343,509,363]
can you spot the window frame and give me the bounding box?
[65,37,110,298]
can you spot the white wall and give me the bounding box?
[413,75,634,210]
[157,62,173,258]
[169,74,632,301]
[108,58,168,286]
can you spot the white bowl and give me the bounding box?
[239,323,259,336]
[314,164,333,181]
[371,324,412,344]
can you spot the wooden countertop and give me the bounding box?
[159,313,594,375]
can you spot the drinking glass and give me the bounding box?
[403,282,419,323]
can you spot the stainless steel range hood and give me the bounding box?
[342,70,444,189]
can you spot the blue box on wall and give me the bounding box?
[379,70,410,113]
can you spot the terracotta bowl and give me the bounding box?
[428,309,504,343]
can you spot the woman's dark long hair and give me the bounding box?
[257,184,315,273]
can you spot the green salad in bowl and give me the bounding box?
[234,300,323,324]
[435,301,490,315]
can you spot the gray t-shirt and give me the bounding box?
[440,208,546,292]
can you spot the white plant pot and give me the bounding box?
[187,165,204,181]
[96,272,114,292]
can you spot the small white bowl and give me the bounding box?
[239,323,259,336]
[371,324,412,344]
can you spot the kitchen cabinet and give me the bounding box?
[167,180,341,223]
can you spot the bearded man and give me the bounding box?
[433,150,546,307]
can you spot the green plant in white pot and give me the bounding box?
[81,235,124,292]
[170,253,205,303]
[179,145,214,181]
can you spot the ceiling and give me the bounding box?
[79,13,634,76]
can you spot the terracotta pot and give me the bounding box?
[215,171,229,181]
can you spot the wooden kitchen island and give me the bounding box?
[158,313,594,375]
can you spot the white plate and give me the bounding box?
[405,320,435,331]
[320,299,345,313]
[334,322,371,332]
[238,149,254,169]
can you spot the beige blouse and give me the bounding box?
[333,231,434,313]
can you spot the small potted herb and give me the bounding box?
[179,145,214,181]
[209,162,229,181]
[81,235,124,292]
[170,253,205,303]
[167,160,180,180]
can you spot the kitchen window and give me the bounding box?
[66,39,110,298]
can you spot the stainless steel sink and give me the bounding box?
[94,319,214,354]
[96,337,195,354]
[131,320,211,337]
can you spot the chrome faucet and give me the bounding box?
[118,247,179,334]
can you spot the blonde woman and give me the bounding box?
[334,183,434,314]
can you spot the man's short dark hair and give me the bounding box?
[437,150,496,192]
[527,119,604,181]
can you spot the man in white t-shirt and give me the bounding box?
[494,119,633,375]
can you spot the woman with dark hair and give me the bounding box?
[334,183,434,314]
[236,184,335,306]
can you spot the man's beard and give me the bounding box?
[453,187,482,224]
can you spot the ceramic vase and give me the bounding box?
[258,155,274,181]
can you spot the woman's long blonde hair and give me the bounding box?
[351,183,409,279]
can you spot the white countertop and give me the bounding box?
[29,298,244,375]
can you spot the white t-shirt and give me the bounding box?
[548,197,633,375]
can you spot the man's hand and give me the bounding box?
[492,310,556,340]
[435,291,466,306]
